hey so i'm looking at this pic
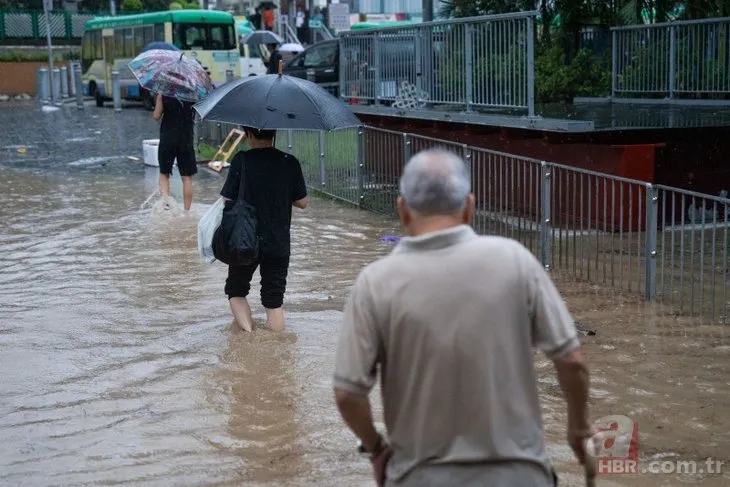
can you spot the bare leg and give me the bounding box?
[181,175,193,211]
[230,297,254,332]
[265,307,285,331]
[159,173,171,199]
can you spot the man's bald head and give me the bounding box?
[399,149,471,216]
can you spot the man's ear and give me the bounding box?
[462,193,476,225]
[396,196,410,227]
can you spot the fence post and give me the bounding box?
[526,16,535,118]
[319,130,326,189]
[39,67,50,104]
[73,62,83,109]
[540,162,552,270]
[51,68,61,106]
[668,25,676,99]
[111,70,121,112]
[373,32,381,105]
[60,65,69,98]
[611,29,617,99]
[462,144,472,194]
[414,27,423,95]
[645,184,658,300]
[357,125,365,209]
[403,132,411,164]
[464,23,473,113]
[68,61,75,96]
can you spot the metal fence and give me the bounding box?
[612,17,730,100]
[0,10,100,42]
[339,11,537,116]
[198,122,730,324]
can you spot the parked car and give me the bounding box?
[282,39,340,97]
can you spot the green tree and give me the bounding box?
[169,1,183,9]
[122,0,143,12]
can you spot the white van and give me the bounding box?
[240,43,268,76]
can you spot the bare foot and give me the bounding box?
[230,318,253,333]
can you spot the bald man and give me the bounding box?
[333,149,594,487]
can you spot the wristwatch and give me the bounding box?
[357,433,388,459]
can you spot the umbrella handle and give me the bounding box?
[278,59,283,77]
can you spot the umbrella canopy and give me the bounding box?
[241,30,284,46]
[141,41,180,53]
[278,43,305,53]
[128,49,214,102]
[193,74,361,131]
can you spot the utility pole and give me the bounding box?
[42,0,53,80]
[422,0,433,22]
[110,0,116,16]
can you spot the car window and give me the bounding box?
[304,43,337,68]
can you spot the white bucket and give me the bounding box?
[142,139,177,168]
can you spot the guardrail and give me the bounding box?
[0,10,101,42]
[612,17,730,101]
[339,11,537,116]
[197,122,730,324]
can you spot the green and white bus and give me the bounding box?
[81,10,239,108]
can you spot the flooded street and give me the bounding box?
[1,103,729,486]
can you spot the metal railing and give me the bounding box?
[612,17,730,100]
[197,122,730,324]
[0,10,100,42]
[339,12,537,116]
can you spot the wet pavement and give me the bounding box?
[1,101,729,486]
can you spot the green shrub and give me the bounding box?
[0,51,74,62]
[122,0,143,12]
[169,2,183,10]
[534,41,611,103]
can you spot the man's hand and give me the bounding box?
[371,446,393,487]
[567,424,598,465]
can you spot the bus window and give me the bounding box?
[142,25,154,47]
[124,28,135,57]
[175,24,208,50]
[174,23,236,50]
[209,23,236,50]
[114,29,124,58]
[93,30,102,61]
[154,23,165,42]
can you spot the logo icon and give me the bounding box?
[588,415,639,475]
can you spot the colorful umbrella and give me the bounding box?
[128,49,214,103]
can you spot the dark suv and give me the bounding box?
[283,39,340,97]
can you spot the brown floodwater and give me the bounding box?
[1,130,729,486]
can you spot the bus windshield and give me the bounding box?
[173,23,236,50]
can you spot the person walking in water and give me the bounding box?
[219,127,308,332]
[152,93,197,211]
[333,149,594,486]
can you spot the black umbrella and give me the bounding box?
[258,1,277,9]
[241,30,284,45]
[193,73,361,131]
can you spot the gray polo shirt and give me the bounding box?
[333,225,579,485]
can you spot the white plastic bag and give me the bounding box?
[197,197,225,264]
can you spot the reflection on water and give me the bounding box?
[1,105,729,486]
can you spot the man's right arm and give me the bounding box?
[524,247,593,464]
[291,159,308,209]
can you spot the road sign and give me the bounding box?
[328,3,350,30]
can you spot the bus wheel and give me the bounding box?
[88,81,97,97]
[95,92,104,108]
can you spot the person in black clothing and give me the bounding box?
[265,43,282,74]
[220,126,309,332]
[152,93,198,210]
